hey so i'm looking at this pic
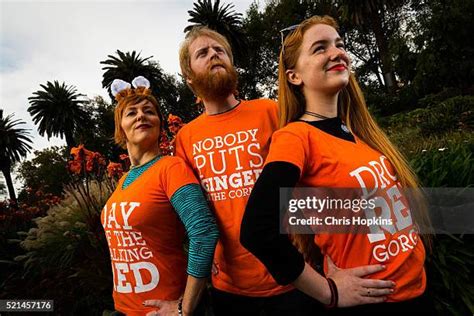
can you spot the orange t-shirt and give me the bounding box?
[266,122,426,302]
[101,156,198,315]
[175,99,293,296]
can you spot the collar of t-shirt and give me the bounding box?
[298,117,355,143]
[122,155,163,189]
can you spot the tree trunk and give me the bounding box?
[65,130,76,149]
[361,31,385,87]
[370,11,397,92]
[1,163,16,203]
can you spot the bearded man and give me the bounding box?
[172,27,317,316]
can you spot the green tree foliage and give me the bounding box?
[28,81,87,149]
[241,0,474,111]
[16,147,69,199]
[339,2,418,89]
[412,0,474,96]
[240,0,322,99]
[0,110,33,202]
[239,0,412,98]
[74,96,123,160]
[173,77,204,123]
[363,0,474,113]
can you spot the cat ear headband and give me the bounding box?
[111,76,151,98]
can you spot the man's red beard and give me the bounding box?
[189,60,238,101]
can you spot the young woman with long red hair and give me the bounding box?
[241,16,433,314]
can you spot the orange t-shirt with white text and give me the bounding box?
[175,99,293,296]
[101,156,198,315]
[266,122,426,302]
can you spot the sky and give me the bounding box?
[0,0,258,197]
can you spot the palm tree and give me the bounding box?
[0,110,33,202]
[102,50,156,99]
[184,0,248,67]
[28,81,87,148]
[100,50,180,118]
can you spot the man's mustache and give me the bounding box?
[208,61,227,71]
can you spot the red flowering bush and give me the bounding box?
[0,189,61,227]
[65,145,119,229]
[158,131,171,156]
[160,114,186,155]
[168,114,185,135]
[106,162,123,180]
[68,144,107,177]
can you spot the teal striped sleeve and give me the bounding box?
[170,183,219,278]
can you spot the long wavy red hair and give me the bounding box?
[278,16,431,260]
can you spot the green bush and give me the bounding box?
[419,96,474,136]
[385,95,474,157]
[365,85,420,116]
[410,142,473,187]
[409,143,474,316]
[3,182,114,315]
[387,95,473,136]
[426,234,474,316]
[366,90,404,117]
[418,87,463,109]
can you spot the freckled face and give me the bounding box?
[289,23,351,95]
